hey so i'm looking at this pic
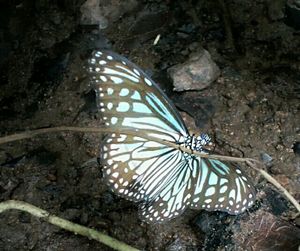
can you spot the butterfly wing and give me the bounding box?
[139,158,198,223]
[101,132,199,223]
[88,50,192,216]
[88,50,188,143]
[88,50,256,223]
[100,132,183,203]
[139,156,255,223]
[189,158,256,214]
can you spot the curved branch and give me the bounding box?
[1,127,299,214]
[0,200,140,251]
[0,126,250,162]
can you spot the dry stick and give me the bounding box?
[246,160,300,215]
[0,126,250,162]
[1,126,300,214]
[0,200,140,251]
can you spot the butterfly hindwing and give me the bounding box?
[100,132,187,205]
[139,159,199,223]
[189,158,255,214]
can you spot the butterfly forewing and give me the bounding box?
[88,50,256,223]
[88,51,188,143]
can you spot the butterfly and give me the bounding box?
[87,50,256,223]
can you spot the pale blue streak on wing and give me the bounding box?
[210,160,230,175]
[146,93,187,136]
[139,159,197,223]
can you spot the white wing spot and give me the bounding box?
[205,198,212,203]
[208,172,218,185]
[111,117,118,124]
[193,197,200,203]
[218,197,225,202]
[220,185,228,193]
[117,102,130,112]
[119,88,129,96]
[229,189,236,200]
[100,76,107,82]
[107,103,113,110]
[117,134,127,142]
[99,60,107,65]
[205,186,215,197]
[131,91,141,100]
[144,77,152,86]
[110,76,123,84]
[107,55,113,60]
[133,68,140,76]
[107,88,114,95]
[95,67,100,72]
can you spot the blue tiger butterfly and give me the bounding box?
[87,50,255,223]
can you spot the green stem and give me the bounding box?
[0,200,140,251]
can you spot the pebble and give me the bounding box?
[168,49,220,91]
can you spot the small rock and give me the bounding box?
[260,152,273,167]
[168,49,220,91]
[80,0,108,29]
[80,0,138,29]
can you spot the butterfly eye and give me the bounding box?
[88,50,256,223]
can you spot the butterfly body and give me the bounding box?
[88,50,256,223]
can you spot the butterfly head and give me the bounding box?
[185,133,211,152]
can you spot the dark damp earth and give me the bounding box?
[0,1,299,250]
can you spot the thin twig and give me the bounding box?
[0,200,140,251]
[0,126,251,162]
[246,160,300,214]
[1,126,299,214]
